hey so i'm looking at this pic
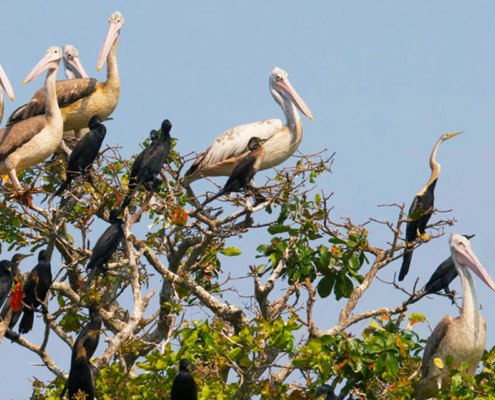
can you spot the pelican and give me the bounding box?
[415,234,495,399]
[0,60,15,125]
[0,47,63,190]
[399,132,462,281]
[184,67,313,184]
[62,45,88,80]
[7,12,123,132]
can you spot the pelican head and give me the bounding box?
[247,136,268,151]
[450,233,495,291]
[269,66,313,120]
[24,46,63,84]
[97,11,125,71]
[0,61,14,101]
[63,45,89,79]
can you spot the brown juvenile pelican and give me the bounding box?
[0,47,63,190]
[0,60,15,125]
[63,45,88,80]
[399,132,462,281]
[203,136,267,204]
[7,12,123,132]
[184,67,313,184]
[415,234,495,399]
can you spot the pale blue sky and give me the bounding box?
[1,1,495,398]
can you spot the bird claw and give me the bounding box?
[420,233,431,242]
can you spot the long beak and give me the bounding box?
[24,52,60,84]
[0,62,14,101]
[97,22,120,71]
[454,244,495,291]
[448,131,463,138]
[68,56,89,79]
[276,78,313,120]
[102,117,113,122]
[19,254,33,260]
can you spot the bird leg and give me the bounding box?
[59,140,72,157]
[416,228,431,243]
[8,169,22,191]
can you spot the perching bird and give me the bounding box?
[0,261,14,311]
[62,45,89,80]
[0,59,15,125]
[7,12,123,133]
[0,47,63,190]
[120,119,172,210]
[316,384,338,400]
[71,304,102,365]
[399,132,462,281]
[55,115,111,196]
[68,340,95,400]
[85,210,124,288]
[171,359,198,400]
[204,136,267,204]
[17,250,52,334]
[184,67,313,185]
[415,234,495,399]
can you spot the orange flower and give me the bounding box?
[172,208,188,225]
[389,384,396,391]
[381,315,390,321]
[331,246,339,253]
[11,282,24,312]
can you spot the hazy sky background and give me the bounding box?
[1,1,495,399]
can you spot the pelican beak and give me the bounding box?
[97,20,121,71]
[276,77,313,120]
[0,62,15,101]
[24,49,62,84]
[68,56,89,79]
[447,131,463,138]
[454,243,495,292]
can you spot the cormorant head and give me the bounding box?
[179,359,191,371]
[160,119,172,140]
[109,209,122,224]
[247,137,268,151]
[11,253,32,264]
[0,260,13,273]
[88,303,102,319]
[316,384,336,399]
[88,115,113,130]
[149,130,158,142]
[38,249,50,262]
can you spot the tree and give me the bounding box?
[0,128,494,400]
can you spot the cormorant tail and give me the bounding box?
[18,308,34,334]
[399,249,414,281]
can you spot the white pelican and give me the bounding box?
[184,67,313,184]
[0,47,63,190]
[415,234,495,399]
[0,60,15,125]
[62,45,88,80]
[7,12,123,132]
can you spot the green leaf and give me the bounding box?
[219,247,242,256]
[317,275,334,298]
[227,347,243,361]
[385,352,399,377]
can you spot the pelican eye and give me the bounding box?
[117,18,121,23]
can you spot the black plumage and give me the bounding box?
[71,304,102,364]
[121,119,172,210]
[55,115,111,197]
[85,210,124,288]
[68,341,95,400]
[18,250,52,334]
[316,384,337,400]
[204,136,266,205]
[171,359,198,400]
[0,261,14,311]
[399,132,462,281]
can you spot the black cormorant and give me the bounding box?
[399,132,462,281]
[71,304,102,364]
[121,119,172,210]
[68,340,95,400]
[0,261,14,310]
[171,359,198,400]
[316,384,337,400]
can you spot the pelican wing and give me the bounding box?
[186,119,282,178]
[0,116,47,162]
[421,315,452,378]
[7,78,98,125]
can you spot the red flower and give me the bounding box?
[11,282,24,312]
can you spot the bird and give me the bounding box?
[399,132,462,281]
[0,59,15,125]
[71,304,102,365]
[68,339,95,400]
[55,115,112,196]
[16,250,52,334]
[0,261,14,311]
[0,47,64,191]
[184,66,313,185]
[7,11,123,133]
[85,210,124,288]
[204,136,267,204]
[415,234,495,398]
[62,45,89,80]
[120,119,172,210]
[316,384,338,400]
[171,359,198,400]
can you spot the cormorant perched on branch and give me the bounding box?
[85,210,124,288]
[72,304,102,364]
[171,359,198,400]
[68,340,95,400]
[121,119,172,210]
[204,136,267,205]
[399,132,462,281]
[17,250,52,334]
[316,384,338,400]
[55,115,112,196]
[0,254,31,311]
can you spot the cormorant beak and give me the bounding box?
[453,242,495,292]
[24,48,62,84]
[102,117,113,122]
[0,62,15,101]
[18,254,33,260]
